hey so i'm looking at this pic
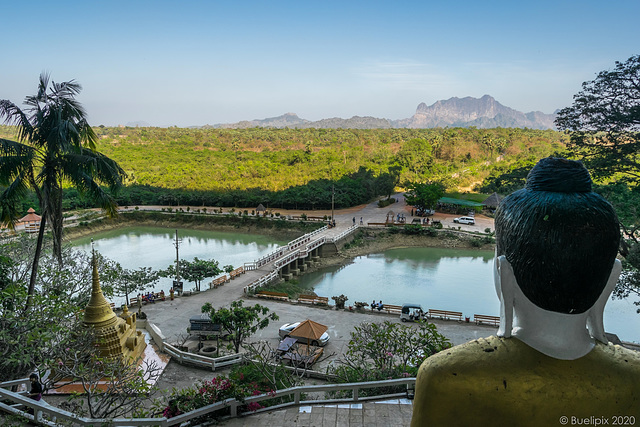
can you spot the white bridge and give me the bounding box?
[241,224,359,293]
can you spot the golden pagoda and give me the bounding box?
[83,252,146,362]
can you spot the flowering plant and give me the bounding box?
[161,376,274,420]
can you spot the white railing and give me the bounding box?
[287,226,327,251]
[253,246,288,268]
[306,236,327,252]
[1,377,415,426]
[244,269,279,293]
[328,224,359,243]
[163,343,245,371]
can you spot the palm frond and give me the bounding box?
[0,100,34,142]
[0,139,36,185]
[0,171,32,228]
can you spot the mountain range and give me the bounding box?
[211,95,557,130]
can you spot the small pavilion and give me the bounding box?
[482,192,503,209]
[18,208,41,233]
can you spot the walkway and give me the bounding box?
[222,399,413,427]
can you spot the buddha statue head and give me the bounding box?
[494,157,621,359]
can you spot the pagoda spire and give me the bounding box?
[83,246,117,327]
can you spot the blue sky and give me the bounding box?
[2,1,638,127]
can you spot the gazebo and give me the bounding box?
[256,204,266,216]
[18,208,41,233]
[482,193,502,209]
[290,319,328,346]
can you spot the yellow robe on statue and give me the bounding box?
[411,336,640,427]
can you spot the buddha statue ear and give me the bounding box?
[587,259,622,344]
[495,255,515,338]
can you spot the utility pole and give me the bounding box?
[173,229,183,295]
[331,184,335,222]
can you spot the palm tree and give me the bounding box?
[0,73,126,310]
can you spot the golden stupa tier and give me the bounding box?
[84,255,146,361]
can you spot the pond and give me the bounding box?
[73,228,639,344]
[72,226,289,299]
[298,247,639,344]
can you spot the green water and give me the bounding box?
[73,229,639,343]
[73,226,289,293]
[298,247,638,344]
[299,247,497,317]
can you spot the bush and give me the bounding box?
[159,377,270,421]
[327,320,450,397]
[377,197,396,208]
[332,294,348,309]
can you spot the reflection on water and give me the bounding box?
[72,226,288,297]
[73,231,638,344]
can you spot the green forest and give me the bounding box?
[0,125,566,211]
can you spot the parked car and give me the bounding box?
[453,216,475,225]
[278,322,330,346]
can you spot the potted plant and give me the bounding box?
[331,294,348,310]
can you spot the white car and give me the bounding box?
[278,322,330,346]
[453,216,475,225]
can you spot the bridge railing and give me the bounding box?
[328,224,359,242]
[244,269,279,293]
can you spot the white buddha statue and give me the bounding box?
[411,157,640,426]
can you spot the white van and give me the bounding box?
[453,216,475,225]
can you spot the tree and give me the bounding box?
[55,352,160,419]
[397,138,434,182]
[555,55,640,183]
[201,300,278,354]
[0,284,87,382]
[404,181,445,213]
[597,183,640,312]
[0,73,126,310]
[328,320,449,396]
[160,257,221,292]
[108,263,159,306]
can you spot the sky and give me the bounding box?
[2,0,639,127]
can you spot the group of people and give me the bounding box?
[409,308,424,321]
[371,300,384,311]
[140,290,166,304]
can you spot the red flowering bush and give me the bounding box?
[161,376,274,420]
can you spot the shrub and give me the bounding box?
[377,197,396,208]
[159,377,271,421]
[332,294,348,309]
[327,320,450,397]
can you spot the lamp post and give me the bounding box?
[173,229,183,295]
